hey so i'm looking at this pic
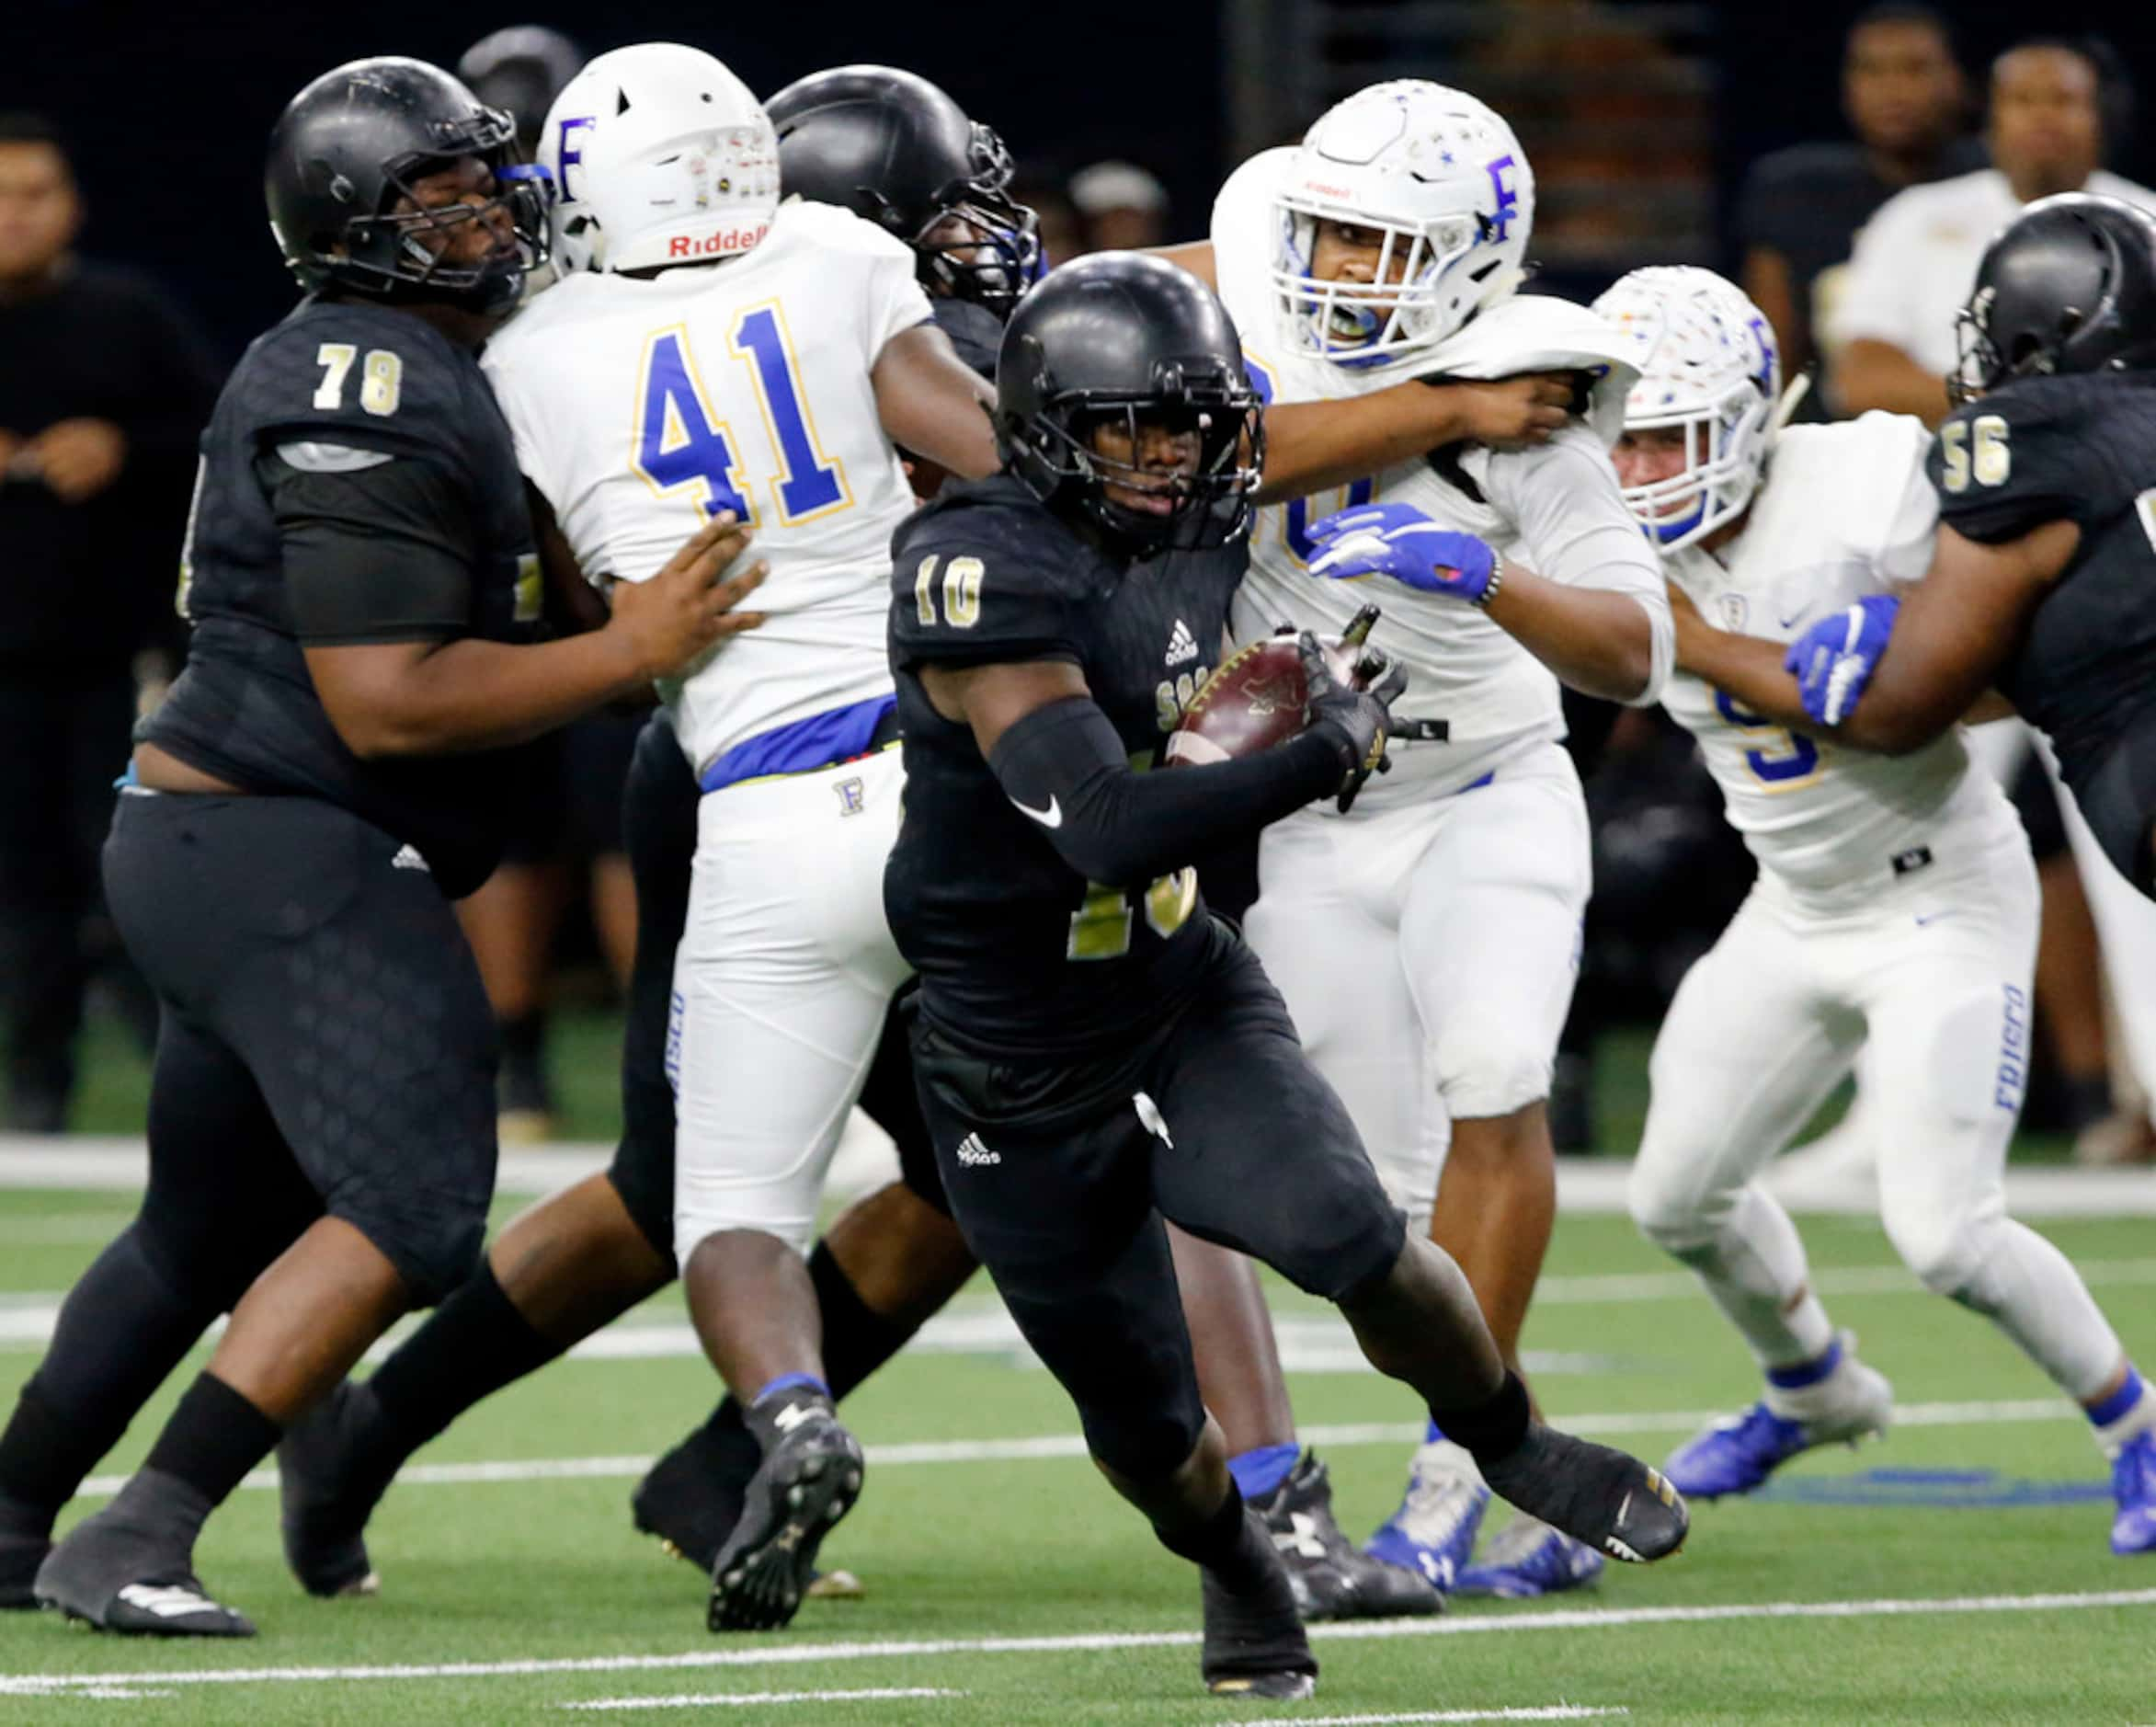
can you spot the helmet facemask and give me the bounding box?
[910,123,1043,317]
[1617,379,1774,551]
[321,105,552,313]
[1004,364,1264,554]
[1272,194,1492,368]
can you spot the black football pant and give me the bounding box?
[603,710,947,1259]
[2076,708,2156,898]
[0,673,150,1127]
[104,791,499,1303]
[908,919,1407,1481]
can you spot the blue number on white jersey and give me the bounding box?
[731,303,850,523]
[634,327,751,523]
[1715,688,1821,788]
[635,307,854,527]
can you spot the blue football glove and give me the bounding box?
[1306,502,1500,604]
[1784,594,1900,727]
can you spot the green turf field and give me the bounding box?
[0,1182,2150,1723]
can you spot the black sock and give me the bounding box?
[499,1012,549,1110]
[2059,1073,2116,1133]
[1432,1370,1533,1466]
[696,1241,919,1444]
[0,1225,215,1524]
[809,1242,918,1401]
[366,1259,566,1459]
[1154,1481,1272,1590]
[143,1374,280,1511]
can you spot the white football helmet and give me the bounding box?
[538,43,778,275]
[1271,80,1534,370]
[1593,266,1781,552]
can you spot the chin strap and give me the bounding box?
[1764,373,1811,448]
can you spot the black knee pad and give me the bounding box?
[859,987,951,1219]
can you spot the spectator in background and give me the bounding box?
[452,26,643,1141]
[0,115,219,1132]
[1067,159,1169,253]
[1831,35,2151,426]
[1737,5,1977,401]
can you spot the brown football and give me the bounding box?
[1165,635,1361,767]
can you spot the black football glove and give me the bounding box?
[1299,630,1408,813]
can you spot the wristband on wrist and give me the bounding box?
[1475,556,1505,608]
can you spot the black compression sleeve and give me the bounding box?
[988,695,1351,886]
[259,451,478,644]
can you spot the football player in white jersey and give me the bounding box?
[1601,265,2154,1555]
[482,43,1002,1630]
[1185,80,1674,1598]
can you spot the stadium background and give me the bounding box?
[1,7,2154,1720]
[8,0,2154,1156]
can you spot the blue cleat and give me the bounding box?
[1454,1515,1604,1599]
[2111,1430,2156,1556]
[1364,1442,1488,1595]
[1663,1348,1892,1500]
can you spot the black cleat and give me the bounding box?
[1249,1450,1440,1623]
[633,1413,759,1573]
[1201,1514,1318,1700]
[0,1530,48,1610]
[34,1505,253,1638]
[707,1402,863,1632]
[1479,1422,1689,1566]
[0,1491,51,1610]
[276,1381,386,1598]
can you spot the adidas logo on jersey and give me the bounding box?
[1165,619,1201,667]
[955,1132,1000,1167]
[391,844,430,873]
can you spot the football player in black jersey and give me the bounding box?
[0,57,759,1639]
[274,67,1589,1631]
[1781,192,2156,901]
[889,251,1688,1698]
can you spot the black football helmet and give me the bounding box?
[265,56,550,315]
[764,64,1040,317]
[457,25,586,156]
[1950,192,2156,403]
[998,252,1263,553]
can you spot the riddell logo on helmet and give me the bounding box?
[1303,180,1356,200]
[668,223,769,258]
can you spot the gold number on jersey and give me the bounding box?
[313,344,356,410]
[174,455,207,622]
[360,349,404,417]
[313,344,402,416]
[913,555,984,628]
[1065,868,1197,961]
[1940,415,2010,494]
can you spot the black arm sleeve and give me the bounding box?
[257,450,479,644]
[988,695,1351,886]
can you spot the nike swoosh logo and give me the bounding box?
[1010,795,1063,829]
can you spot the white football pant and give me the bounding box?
[1246,739,1590,1228]
[1631,824,2124,1400]
[672,746,910,1262]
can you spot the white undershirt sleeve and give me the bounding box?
[1483,424,1672,707]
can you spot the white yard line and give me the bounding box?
[3,1141,2151,1215]
[66,1394,2088,1501]
[7,1258,2155,1365]
[1224,1710,1628,1727]
[0,1588,2150,1697]
[560,1687,964,1712]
